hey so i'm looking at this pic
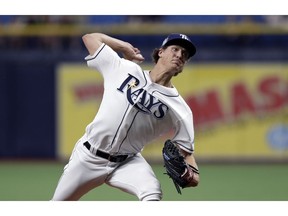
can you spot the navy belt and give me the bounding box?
[83,141,128,163]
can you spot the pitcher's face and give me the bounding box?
[158,45,188,76]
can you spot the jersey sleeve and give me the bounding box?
[84,43,122,80]
[172,111,195,154]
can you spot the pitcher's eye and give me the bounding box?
[182,51,189,60]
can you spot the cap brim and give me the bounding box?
[164,38,196,58]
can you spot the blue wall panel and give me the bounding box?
[0,57,56,158]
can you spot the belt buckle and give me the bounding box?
[107,155,113,162]
[111,154,126,163]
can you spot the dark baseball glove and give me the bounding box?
[162,139,199,194]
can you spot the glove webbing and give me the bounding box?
[164,159,186,194]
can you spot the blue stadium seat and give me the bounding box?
[0,15,14,24]
[162,15,266,24]
[162,15,228,23]
[87,15,126,24]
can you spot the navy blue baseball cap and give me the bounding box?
[161,33,196,58]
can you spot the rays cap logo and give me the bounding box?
[161,33,196,59]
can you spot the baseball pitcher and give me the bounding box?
[51,32,200,201]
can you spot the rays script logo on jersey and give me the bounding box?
[117,73,169,118]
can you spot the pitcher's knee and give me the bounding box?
[141,192,162,201]
[138,179,162,201]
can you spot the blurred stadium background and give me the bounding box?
[0,15,288,201]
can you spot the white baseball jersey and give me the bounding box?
[84,43,195,155]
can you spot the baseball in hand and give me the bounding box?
[132,53,144,64]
